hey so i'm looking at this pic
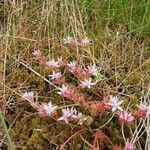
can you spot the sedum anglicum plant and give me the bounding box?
[22,37,150,149]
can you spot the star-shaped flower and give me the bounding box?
[79,78,95,88]
[38,101,57,116]
[63,36,74,44]
[48,71,62,80]
[57,107,77,123]
[22,92,34,102]
[124,140,134,150]
[58,107,85,124]
[105,96,123,112]
[67,61,77,72]
[86,65,98,76]
[46,59,60,68]
[57,85,71,98]
[134,101,150,118]
[137,101,150,115]
[32,50,42,60]
[117,111,134,124]
[80,38,91,46]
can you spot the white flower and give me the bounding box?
[46,59,59,68]
[105,96,123,112]
[57,85,71,97]
[67,61,77,68]
[87,65,98,76]
[118,111,134,124]
[124,140,134,150]
[22,92,34,101]
[63,36,74,44]
[48,71,62,80]
[57,57,63,66]
[76,112,87,125]
[81,38,91,46]
[58,107,77,123]
[32,50,42,59]
[39,101,57,115]
[79,78,95,88]
[67,61,77,72]
[137,101,150,116]
[58,107,85,124]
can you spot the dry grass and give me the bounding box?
[0,0,150,149]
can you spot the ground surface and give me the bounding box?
[0,1,150,150]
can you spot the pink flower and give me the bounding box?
[22,92,39,109]
[22,92,34,102]
[124,140,134,150]
[49,71,62,80]
[38,101,57,116]
[86,65,98,76]
[67,61,77,72]
[80,38,91,46]
[76,112,87,125]
[79,78,95,88]
[133,101,150,119]
[58,107,85,124]
[32,50,45,64]
[63,36,74,44]
[58,107,77,123]
[46,59,60,68]
[57,57,63,66]
[117,111,134,124]
[32,50,42,60]
[57,85,71,98]
[105,96,123,112]
[137,101,150,116]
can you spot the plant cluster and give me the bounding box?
[20,37,150,150]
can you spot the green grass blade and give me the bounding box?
[0,111,15,150]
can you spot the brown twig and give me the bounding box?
[79,133,93,149]
[59,129,85,150]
